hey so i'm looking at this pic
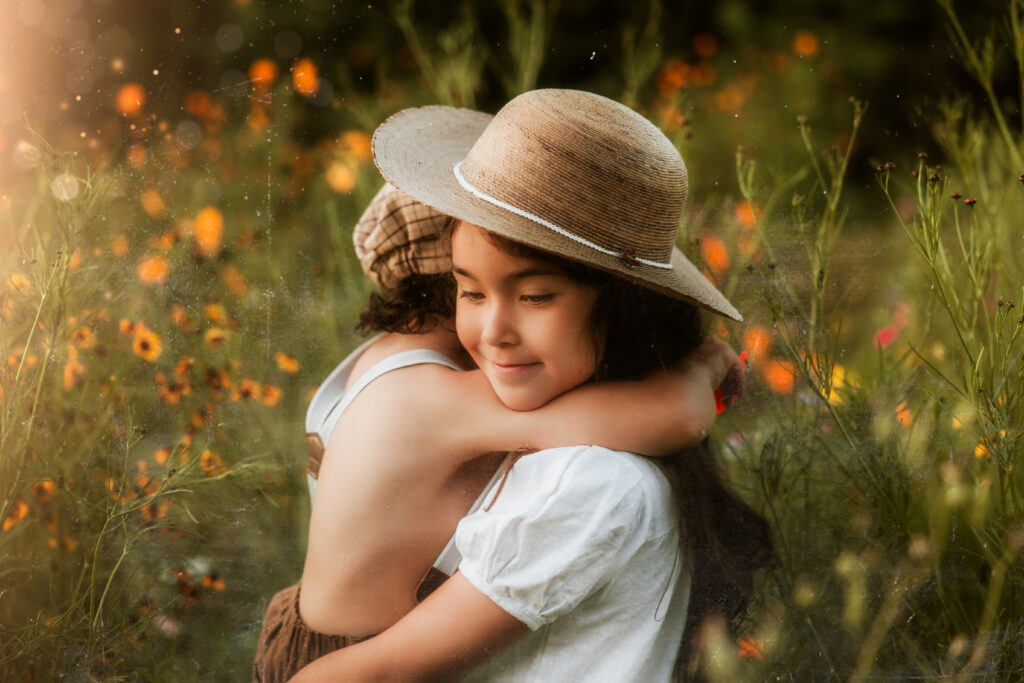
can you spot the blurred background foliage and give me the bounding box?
[1,0,1023,680]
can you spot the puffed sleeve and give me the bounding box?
[454,446,661,631]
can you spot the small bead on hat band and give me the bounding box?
[452,161,673,270]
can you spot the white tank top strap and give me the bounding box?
[305,342,461,502]
[431,454,511,576]
[317,348,461,443]
[305,335,380,436]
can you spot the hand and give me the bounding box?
[686,338,746,410]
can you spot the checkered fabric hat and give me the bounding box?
[352,182,453,292]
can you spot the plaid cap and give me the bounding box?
[353,182,453,292]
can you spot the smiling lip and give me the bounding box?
[489,360,540,375]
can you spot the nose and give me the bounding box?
[480,300,519,348]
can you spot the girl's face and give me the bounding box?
[452,222,601,411]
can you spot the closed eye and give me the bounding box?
[521,294,555,304]
[458,290,485,302]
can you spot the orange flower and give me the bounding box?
[202,573,226,591]
[140,189,166,218]
[238,378,262,400]
[63,346,85,389]
[742,325,773,361]
[32,479,57,504]
[184,90,213,118]
[199,449,227,476]
[262,384,282,407]
[116,83,145,116]
[71,325,96,350]
[896,401,912,428]
[700,235,730,277]
[174,357,195,382]
[793,31,820,58]
[340,130,372,162]
[204,303,228,325]
[3,499,28,531]
[194,207,224,257]
[170,304,192,330]
[249,58,278,89]
[691,62,716,86]
[274,351,299,373]
[247,105,270,133]
[8,272,32,294]
[692,33,719,58]
[141,500,170,521]
[326,161,356,194]
[132,324,162,362]
[138,255,170,285]
[126,143,147,167]
[737,635,764,661]
[152,230,178,251]
[656,58,690,97]
[714,85,746,113]
[112,234,130,257]
[734,201,759,231]
[118,318,135,335]
[204,327,228,348]
[761,358,795,395]
[221,263,248,296]
[291,58,318,96]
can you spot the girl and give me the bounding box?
[288,89,773,680]
[253,183,742,680]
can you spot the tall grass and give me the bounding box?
[1,1,1022,680]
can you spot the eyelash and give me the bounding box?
[457,291,554,304]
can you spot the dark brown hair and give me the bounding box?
[484,233,775,679]
[355,272,455,335]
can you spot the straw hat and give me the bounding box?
[371,88,741,321]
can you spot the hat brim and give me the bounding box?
[372,104,742,322]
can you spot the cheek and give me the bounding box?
[454,302,479,349]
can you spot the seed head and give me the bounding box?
[929,174,941,184]
[951,192,962,199]
[911,169,919,178]
[1018,174,1024,183]
[797,115,808,125]
[884,161,895,170]
[876,164,885,173]
[917,152,928,159]
[964,196,977,206]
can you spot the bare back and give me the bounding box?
[299,329,504,636]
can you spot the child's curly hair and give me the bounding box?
[355,272,456,336]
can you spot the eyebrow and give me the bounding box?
[452,264,563,281]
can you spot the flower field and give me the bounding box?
[1,0,1022,679]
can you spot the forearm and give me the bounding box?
[526,368,718,456]
[287,573,526,683]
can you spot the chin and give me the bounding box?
[495,389,550,412]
